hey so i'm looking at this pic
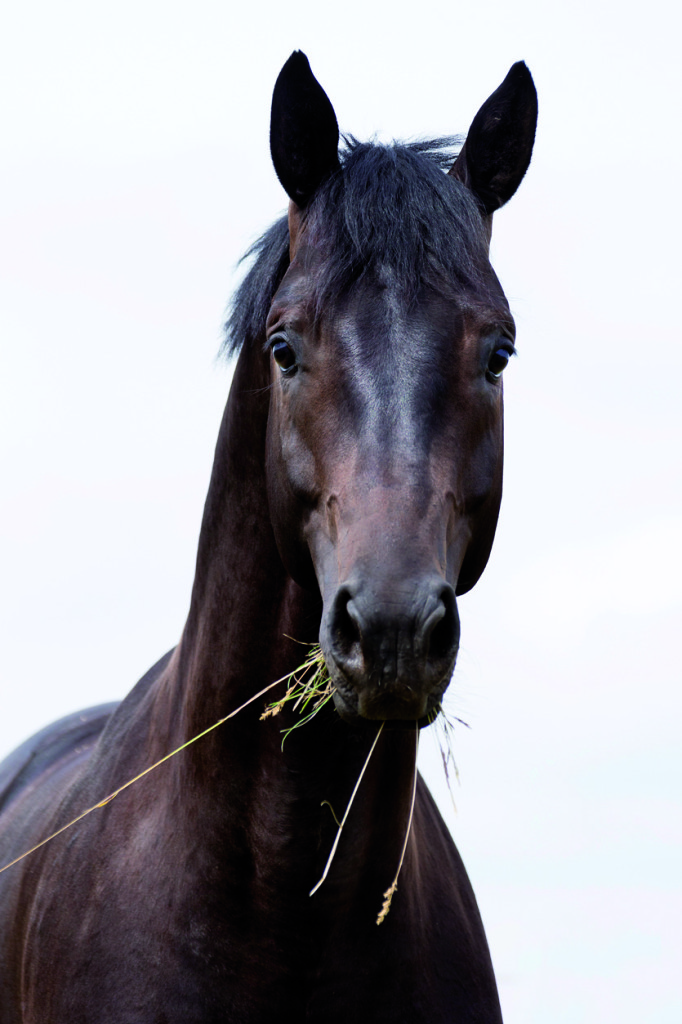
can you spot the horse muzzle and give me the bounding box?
[320,574,460,723]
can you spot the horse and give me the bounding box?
[0,51,537,1023]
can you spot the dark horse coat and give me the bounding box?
[0,53,537,1023]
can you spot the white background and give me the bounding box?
[1,2,680,1020]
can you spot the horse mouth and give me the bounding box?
[330,670,445,729]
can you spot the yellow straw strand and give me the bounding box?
[309,722,384,896]
[320,799,342,828]
[0,673,290,876]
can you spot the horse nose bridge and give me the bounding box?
[327,476,449,575]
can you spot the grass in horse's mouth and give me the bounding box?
[261,643,429,923]
[1,641,459,927]
[264,643,463,813]
[260,644,333,745]
[428,704,466,817]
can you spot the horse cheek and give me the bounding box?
[455,417,505,594]
[265,407,319,593]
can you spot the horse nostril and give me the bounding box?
[329,585,363,666]
[422,585,460,663]
[326,578,459,705]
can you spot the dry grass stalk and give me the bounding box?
[0,674,289,877]
[376,880,398,925]
[309,722,385,896]
[435,709,460,815]
[376,725,420,925]
[426,702,468,817]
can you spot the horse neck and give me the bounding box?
[161,345,318,745]
[142,344,418,909]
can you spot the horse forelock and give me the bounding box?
[223,137,497,358]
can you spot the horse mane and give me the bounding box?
[223,137,492,356]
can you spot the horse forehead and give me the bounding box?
[270,244,508,377]
[312,299,471,463]
[267,274,314,330]
[327,281,485,373]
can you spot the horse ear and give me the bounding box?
[270,51,340,208]
[450,62,537,215]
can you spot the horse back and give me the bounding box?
[0,704,118,820]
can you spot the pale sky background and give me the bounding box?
[1,1,680,1021]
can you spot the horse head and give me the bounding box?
[264,52,536,724]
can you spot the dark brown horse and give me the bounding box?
[0,52,536,1023]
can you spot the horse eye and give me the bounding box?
[487,347,512,379]
[272,339,296,372]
